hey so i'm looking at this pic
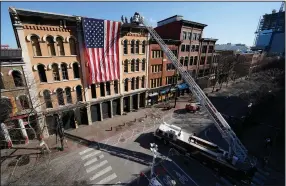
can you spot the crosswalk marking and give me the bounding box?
[96,173,117,185]
[84,154,104,167]
[90,166,112,181]
[79,147,94,155]
[82,150,101,160]
[86,160,108,173]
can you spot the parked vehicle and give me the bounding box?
[185,103,200,113]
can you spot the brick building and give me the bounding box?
[119,20,149,113]
[148,38,181,105]
[9,7,88,136]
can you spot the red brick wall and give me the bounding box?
[154,21,181,40]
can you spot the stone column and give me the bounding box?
[87,103,93,125]
[110,81,114,95]
[128,79,131,92]
[120,97,124,115]
[129,96,132,111]
[110,100,113,118]
[137,93,140,109]
[96,83,101,98]
[99,103,103,121]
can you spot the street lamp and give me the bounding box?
[150,143,158,178]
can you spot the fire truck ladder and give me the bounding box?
[139,15,248,163]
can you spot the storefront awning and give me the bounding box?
[177,83,189,90]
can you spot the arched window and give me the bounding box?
[131,40,135,54]
[131,59,135,72]
[184,57,188,66]
[69,38,77,55]
[37,64,47,82]
[124,60,128,73]
[106,81,111,95]
[141,76,145,88]
[76,85,83,102]
[114,80,119,94]
[124,79,128,92]
[19,95,30,109]
[135,59,140,71]
[135,40,140,54]
[61,63,69,80]
[12,70,24,87]
[43,90,53,108]
[142,59,146,71]
[136,77,140,89]
[123,40,128,54]
[31,35,42,56]
[131,77,135,90]
[56,88,65,105]
[180,57,184,65]
[56,37,65,56]
[142,41,146,54]
[65,87,72,104]
[52,63,60,81]
[46,36,56,56]
[73,63,80,79]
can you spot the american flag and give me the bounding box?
[82,17,121,84]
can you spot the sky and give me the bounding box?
[1,1,282,48]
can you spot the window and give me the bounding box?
[124,60,128,73]
[131,40,135,54]
[207,56,212,64]
[197,34,201,40]
[166,76,174,85]
[202,45,207,53]
[200,57,206,65]
[76,85,83,102]
[142,59,146,71]
[194,56,198,65]
[114,80,119,94]
[208,46,214,53]
[189,56,193,66]
[141,76,145,88]
[136,77,140,89]
[131,59,135,72]
[180,57,184,65]
[56,88,65,105]
[131,78,135,90]
[142,41,146,54]
[56,37,65,56]
[73,63,80,79]
[151,65,162,73]
[171,50,177,57]
[69,38,77,55]
[166,63,175,71]
[124,79,128,91]
[182,31,187,40]
[192,33,197,40]
[46,36,56,56]
[100,82,105,97]
[135,59,140,71]
[205,69,210,76]
[181,45,185,52]
[52,63,60,81]
[65,87,73,104]
[184,57,188,66]
[106,82,111,95]
[191,45,195,52]
[123,40,128,54]
[91,84,97,98]
[195,45,199,52]
[43,90,53,108]
[31,35,42,56]
[152,50,163,58]
[186,45,190,52]
[188,32,192,40]
[198,69,204,77]
[19,95,30,109]
[37,64,47,82]
[61,63,69,80]
[135,41,140,54]
[12,70,24,87]
[192,70,196,77]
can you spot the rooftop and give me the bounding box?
[215,43,250,53]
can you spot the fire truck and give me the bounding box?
[154,123,256,184]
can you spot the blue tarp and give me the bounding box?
[177,83,189,90]
[160,88,170,94]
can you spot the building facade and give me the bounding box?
[148,39,181,105]
[119,22,149,113]
[0,48,34,146]
[9,8,87,136]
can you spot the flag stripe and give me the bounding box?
[82,18,121,84]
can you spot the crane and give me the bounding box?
[134,13,249,163]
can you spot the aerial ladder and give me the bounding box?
[135,13,248,164]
